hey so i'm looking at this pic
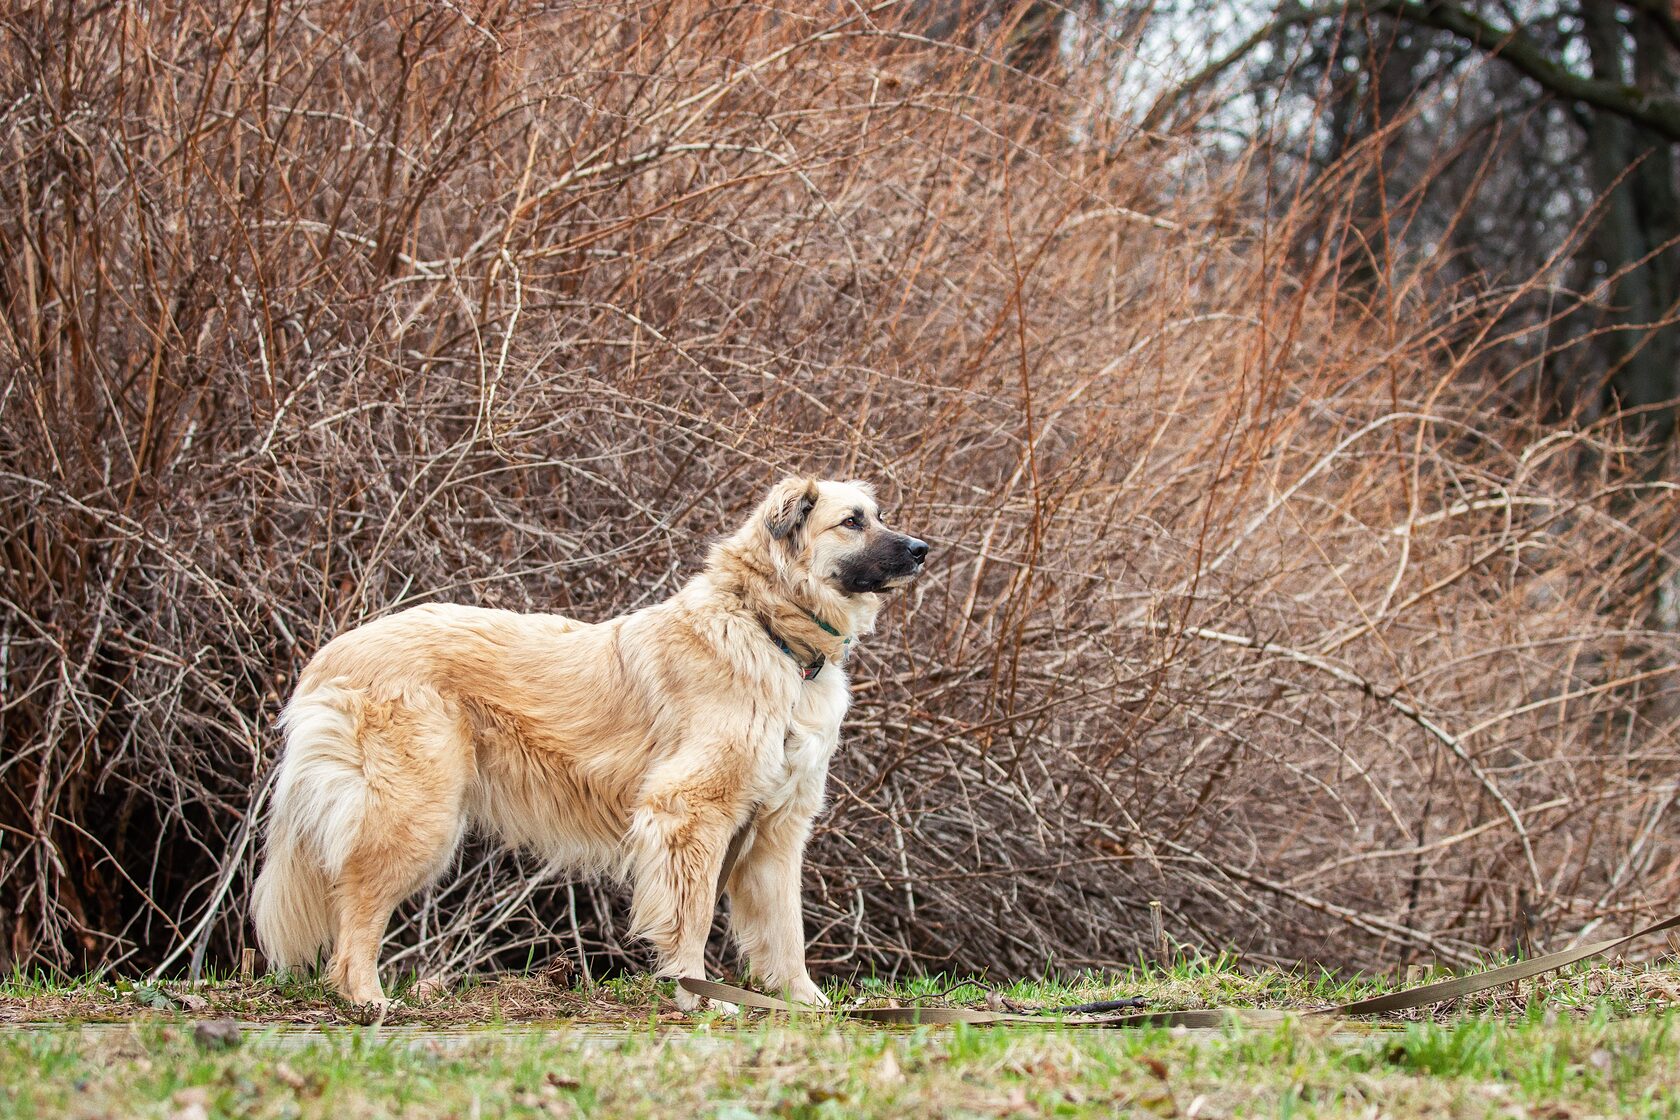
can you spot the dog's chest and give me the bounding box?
[757,683,845,814]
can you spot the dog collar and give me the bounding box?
[763,622,826,681]
[802,609,851,645]
[762,610,852,682]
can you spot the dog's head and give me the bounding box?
[759,475,929,597]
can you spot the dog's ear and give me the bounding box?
[764,476,819,542]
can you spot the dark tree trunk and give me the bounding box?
[1334,17,1429,288]
[1582,5,1680,449]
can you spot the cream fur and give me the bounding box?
[251,476,920,1007]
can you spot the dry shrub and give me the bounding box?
[2,1,1676,981]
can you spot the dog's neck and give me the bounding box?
[756,600,853,668]
[701,537,881,666]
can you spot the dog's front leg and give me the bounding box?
[726,807,827,1006]
[626,768,748,1010]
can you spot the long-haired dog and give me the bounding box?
[252,476,927,1007]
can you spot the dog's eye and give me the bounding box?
[842,515,863,530]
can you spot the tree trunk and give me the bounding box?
[1582,5,1680,449]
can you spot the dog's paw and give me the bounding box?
[671,982,737,1014]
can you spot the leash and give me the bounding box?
[715,817,756,903]
[681,911,1680,1027]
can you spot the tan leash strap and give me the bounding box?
[679,980,1025,1024]
[1318,910,1680,1017]
[714,816,757,905]
[680,910,1680,1027]
[676,978,1255,1027]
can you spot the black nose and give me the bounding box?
[905,537,929,565]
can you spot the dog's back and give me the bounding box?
[253,604,598,977]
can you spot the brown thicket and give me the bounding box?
[2,1,1676,983]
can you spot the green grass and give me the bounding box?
[3,959,1677,1118]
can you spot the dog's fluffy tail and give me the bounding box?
[252,682,367,970]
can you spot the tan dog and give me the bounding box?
[252,476,927,1007]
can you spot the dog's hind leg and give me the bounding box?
[327,804,462,1006]
[328,869,405,1006]
[326,695,469,1006]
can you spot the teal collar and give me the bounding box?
[765,623,825,680]
[764,610,851,681]
[803,609,851,646]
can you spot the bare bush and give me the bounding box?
[2,1,1676,981]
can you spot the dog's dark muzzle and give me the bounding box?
[838,534,929,593]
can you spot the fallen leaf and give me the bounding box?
[876,1048,903,1083]
[541,956,577,987]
